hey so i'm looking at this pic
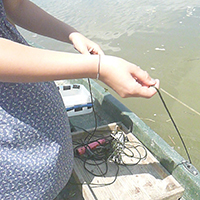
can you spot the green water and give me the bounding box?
[20,0,200,171]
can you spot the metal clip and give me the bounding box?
[182,160,198,176]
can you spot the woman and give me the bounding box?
[0,0,159,199]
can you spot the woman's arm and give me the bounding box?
[3,0,76,43]
[0,38,98,82]
[1,0,159,97]
[0,38,158,98]
[3,0,104,54]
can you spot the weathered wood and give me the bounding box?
[72,123,184,200]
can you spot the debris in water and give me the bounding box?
[155,47,165,51]
[168,135,176,145]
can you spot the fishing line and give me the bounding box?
[160,88,200,117]
[153,87,192,164]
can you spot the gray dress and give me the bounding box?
[0,1,74,199]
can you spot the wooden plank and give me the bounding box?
[72,170,96,200]
[74,159,151,200]
[72,123,184,200]
[122,131,184,200]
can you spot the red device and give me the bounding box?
[76,139,106,155]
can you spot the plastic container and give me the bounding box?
[58,84,93,117]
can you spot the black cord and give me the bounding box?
[71,79,148,186]
[153,87,192,164]
[71,81,193,188]
[74,129,147,178]
[83,78,98,143]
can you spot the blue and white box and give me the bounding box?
[58,84,93,117]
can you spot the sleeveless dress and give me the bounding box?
[0,1,74,199]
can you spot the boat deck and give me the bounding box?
[56,105,184,200]
[71,122,184,200]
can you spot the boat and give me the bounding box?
[55,78,200,200]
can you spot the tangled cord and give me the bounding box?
[73,126,147,185]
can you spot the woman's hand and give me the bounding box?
[69,32,104,55]
[100,55,159,98]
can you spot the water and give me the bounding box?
[19,0,200,170]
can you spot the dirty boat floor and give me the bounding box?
[55,107,184,200]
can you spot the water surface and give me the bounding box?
[19,0,200,170]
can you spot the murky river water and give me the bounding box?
[20,0,200,170]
